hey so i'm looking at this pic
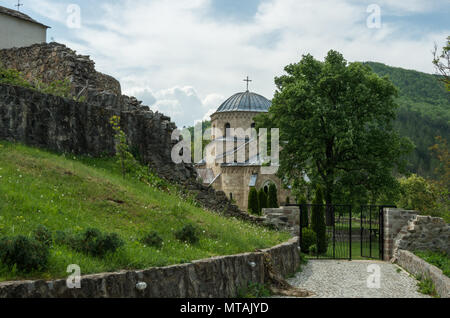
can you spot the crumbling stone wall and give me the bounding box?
[263,206,300,236]
[393,215,450,257]
[0,42,121,96]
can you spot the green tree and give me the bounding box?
[258,189,268,214]
[248,187,259,215]
[298,195,309,229]
[310,187,327,255]
[267,184,279,208]
[255,50,413,214]
[433,36,450,91]
[110,116,136,179]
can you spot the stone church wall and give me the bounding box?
[0,42,121,96]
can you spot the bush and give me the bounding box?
[300,228,317,254]
[0,235,49,272]
[258,189,268,214]
[267,184,279,208]
[141,231,163,249]
[175,224,199,244]
[237,282,272,298]
[33,225,52,248]
[248,187,259,215]
[309,244,318,256]
[311,187,328,254]
[60,228,124,257]
[298,196,309,228]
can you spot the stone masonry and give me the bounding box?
[393,215,450,258]
[0,42,121,96]
[263,206,300,236]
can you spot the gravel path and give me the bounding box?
[286,260,430,298]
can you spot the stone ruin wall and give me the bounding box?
[0,42,121,96]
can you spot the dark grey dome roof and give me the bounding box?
[215,91,271,113]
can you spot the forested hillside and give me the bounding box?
[364,62,449,177]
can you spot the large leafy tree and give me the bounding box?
[255,50,413,219]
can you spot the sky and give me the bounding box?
[3,0,449,127]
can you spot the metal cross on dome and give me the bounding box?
[243,76,252,91]
[15,0,23,11]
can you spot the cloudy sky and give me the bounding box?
[5,0,449,127]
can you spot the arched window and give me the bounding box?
[224,123,231,137]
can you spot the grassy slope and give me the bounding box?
[0,141,290,282]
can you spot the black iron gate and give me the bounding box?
[295,204,396,260]
[360,205,396,260]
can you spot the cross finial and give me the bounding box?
[15,0,23,11]
[243,76,252,92]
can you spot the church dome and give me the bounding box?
[215,91,271,114]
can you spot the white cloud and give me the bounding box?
[27,0,449,127]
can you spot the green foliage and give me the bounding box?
[33,225,52,248]
[432,36,450,91]
[0,64,83,101]
[298,196,309,228]
[416,275,439,298]
[258,189,268,213]
[309,244,318,256]
[237,282,272,298]
[141,231,163,249]
[110,116,136,179]
[365,61,450,177]
[300,228,317,254]
[267,184,279,208]
[175,224,199,244]
[33,78,72,99]
[255,51,413,208]
[63,228,124,258]
[311,188,327,254]
[248,187,259,215]
[396,174,444,218]
[0,235,49,272]
[0,66,33,88]
[414,250,449,278]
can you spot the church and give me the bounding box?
[195,78,292,212]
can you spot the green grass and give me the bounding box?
[416,275,439,298]
[414,250,450,278]
[0,141,290,281]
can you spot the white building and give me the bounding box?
[0,5,49,50]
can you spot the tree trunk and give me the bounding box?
[325,189,333,226]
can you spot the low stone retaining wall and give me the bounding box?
[396,249,450,298]
[0,237,300,298]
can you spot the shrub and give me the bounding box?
[33,225,52,248]
[258,189,268,214]
[248,187,259,215]
[300,228,317,254]
[309,244,318,256]
[141,231,163,249]
[0,235,49,272]
[298,196,309,228]
[61,228,124,257]
[267,184,279,208]
[311,187,327,254]
[175,224,199,244]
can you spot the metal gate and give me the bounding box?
[296,204,396,260]
[360,205,396,260]
[298,204,353,260]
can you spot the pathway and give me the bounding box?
[286,259,430,298]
